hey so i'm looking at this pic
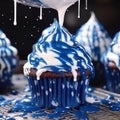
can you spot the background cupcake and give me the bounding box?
[101,31,120,93]
[23,19,94,109]
[0,29,18,93]
[74,12,112,87]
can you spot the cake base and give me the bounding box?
[25,69,91,108]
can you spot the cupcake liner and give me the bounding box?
[27,76,88,108]
[0,56,18,92]
[105,66,120,93]
[0,70,15,91]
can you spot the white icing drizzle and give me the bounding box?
[57,6,67,26]
[13,0,17,26]
[39,6,43,20]
[41,0,78,25]
[85,0,87,10]
[78,0,81,18]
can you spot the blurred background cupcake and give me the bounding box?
[0,29,18,93]
[101,31,120,93]
[23,19,94,109]
[74,12,112,87]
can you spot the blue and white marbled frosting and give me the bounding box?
[74,12,112,61]
[23,19,94,81]
[0,29,18,86]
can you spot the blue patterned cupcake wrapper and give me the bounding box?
[0,70,15,90]
[0,56,18,91]
[105,66,120,93]
[27,76,88,108]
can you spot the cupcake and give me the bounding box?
[23,19,94,109]
[0,29,18,92]
[101,31,120,93]
[74,12,112,87]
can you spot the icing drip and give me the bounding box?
[39,6,42,20]
[40,0,78,25]
[13,0,17,26]
[78,0,81,18]
[85,0,87,10]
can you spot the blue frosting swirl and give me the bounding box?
[24,19,94,81]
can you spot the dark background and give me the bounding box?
[0,0,120,60]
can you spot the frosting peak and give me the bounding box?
[41,19,72,42]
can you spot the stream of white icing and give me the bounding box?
[13,0,17,25]
[78,0,81,18]
[13,0,88,26]
[85,0,87,10]
[39,6,42,20]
